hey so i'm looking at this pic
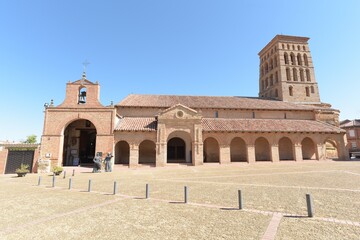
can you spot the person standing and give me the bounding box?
[104,152,113,172]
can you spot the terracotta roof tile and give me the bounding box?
[340,119,360,128]
[115,117,157,132]
[202,118,344,133]
[117,94,321,111]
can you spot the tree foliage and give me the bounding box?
[23,134,37,144]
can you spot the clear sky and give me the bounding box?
[0,0,359,142]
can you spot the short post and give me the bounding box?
[72,169,75,177]
[69,178,72,190]
[146,184,149,199]
[63,170,66,179]
[113,181,118,195]
[52,174,56,188]
[37,176,42,186]
[88,179,92,192]
[184,186,188,204]
[238,190,243,210]
[306,193,314,217]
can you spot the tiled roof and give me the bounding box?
[202,118,344,133]
[115,117,157,131]
[114,117,343,133]
[117,94,321,111]
[340,119,360,128]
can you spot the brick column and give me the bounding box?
[271,144,279,162]
[317,143,325,160]
[156,142,166,167]
[294,143,303,161]
[220,145,231,164]
[129,144,139,168]
[247,144,256,163]
[192,142,203,166]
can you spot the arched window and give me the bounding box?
[265,78,269,88]
[269,59,273,70]
[303,54,309,66]
[270,75,273,86]
[78,87,87,104]
[261,67,264,77]
[290,53,296,65]
[289,86,293,96]
[297,45,300,51]
[275,71,278,82]
[292,45,295,50]
[282,44,285,49]
[311,86,315,93]
[274,57,277,67]
[286,68,291,81]
[297,53,302,65]
[265,62,269,73]
[306,87,310,97]
[300,68,305,81]
[293,68,298,81]
[306,69,311,81]
[284,53,289,64]
[287,44,290,49]
[303,46,306,51]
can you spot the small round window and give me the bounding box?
[176,110,184,118]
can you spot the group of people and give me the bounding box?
[93,152,113,173]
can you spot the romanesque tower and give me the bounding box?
[258,35,321,104]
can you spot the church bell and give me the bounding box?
[78,91,87,104]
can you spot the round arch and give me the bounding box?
[139,140,156,164]
[167,131,193,164]
[279,137,294,161]
[301,137,316,160]
[255,137,271,161]
[230,137,247,162]
[203,137,220,162]
[115,141,130,164]
[62,119,97,166]
[324,139,339,159]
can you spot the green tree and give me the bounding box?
[24,135,37,144]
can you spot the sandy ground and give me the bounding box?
[0,160,359,239]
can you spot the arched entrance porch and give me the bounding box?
[230,137,247,162]
[279,137,294,161]
[301,137,317,160]
[255,137,271,161]
[62,119,97,166]
[324,139,339,159]
[203,137,220,162]
[139,140,156,165]
[115,141,130,164]
[167,131,192,164]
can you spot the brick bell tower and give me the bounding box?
[40,71,115,168]
[258,35,321,105]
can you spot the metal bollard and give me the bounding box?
[113,181,118,195]
[69,178,72,190]
[238,190,243,210]
[38,176,42,186]
[88,179,92,192]
[72,169,75,177]
[184,186,188,204]
[306,193,314,217]
[146,184,149,199]
[52,175,56,188]
[63,170,66,179]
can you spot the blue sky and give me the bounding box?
[0,0,359,142]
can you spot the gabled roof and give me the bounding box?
[340,119,360,128]
[116,94,321,111]
[202,118,344,133]
[71,79,97,85]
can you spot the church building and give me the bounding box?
[40,35,348,168]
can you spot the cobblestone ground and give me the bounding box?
[0,160,359,240]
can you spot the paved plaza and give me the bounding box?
[1,160,360,239]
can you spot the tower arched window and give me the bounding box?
[265,62,269,73]
[265,78,269,88]
[290,53,296,65]
[275,71,278,83]
[270,59,273,70]
[292,45,295,50]
[289,86,293,96]
[287,44,290,49]
[78,87,87,104]
[270,75,273,86]
[297,45,300,51]
[286,68,291,81]
[297,53,302,65]
[303,46,306,51]
[300,68,305,82]
[311,86,315,93]
[284,53,289,64]
[303,54,309,66]
[282,44,285,49]
[293,68,298,81]
[261,67,264,77]
[306,69,311,82]
[274,57,277,67]
[261,80,265,90]
[306,87,310,97]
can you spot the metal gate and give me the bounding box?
[5,150,34,174]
